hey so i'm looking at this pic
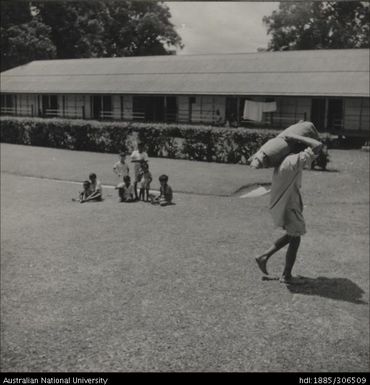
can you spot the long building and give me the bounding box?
[1,49,369,136]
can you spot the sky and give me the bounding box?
[166,1,279,55]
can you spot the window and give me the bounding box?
[1,94,16,114]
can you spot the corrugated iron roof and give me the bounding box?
[1,49,369,97]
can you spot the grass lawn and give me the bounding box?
[0,143,369,372]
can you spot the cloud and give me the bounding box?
[166,2,279,55]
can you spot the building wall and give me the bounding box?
[17,94,37,116]
[275,97,311,126]
[2,93,369,136]
[122,95,133,120]
[63,94,86,118]
[182,95,226,123]
[178,96,189,123]
[111,95,120,119]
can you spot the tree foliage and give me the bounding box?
[1,1,183,71]
[1,1,57,71]
[263,1,369,51]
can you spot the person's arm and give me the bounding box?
[248,151,265,169]
[81,190,101,202]
[282,133,323,155]
[84,181,102,201]
[113,163,119,176]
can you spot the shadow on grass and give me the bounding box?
[287,277,367,304]
[310,168,339,173]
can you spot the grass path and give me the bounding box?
[1,144,369,371]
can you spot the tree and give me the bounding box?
[34,1,183,58]
[2,20,57,71]
[1,2,56,71]
[34,2,108,58]
[263,2,369,51]
[103,1,183,57]
[1,1,183,70]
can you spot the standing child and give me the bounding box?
[130,142,149,200]
[138,160,152,201]
[253,135,322,285]
[151,174,173,206]
[113,152,130,180]
[116,175,135,202]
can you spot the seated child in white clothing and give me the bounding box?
[116,175,135,202]
[78,180,92,203]
[78,175,102,203]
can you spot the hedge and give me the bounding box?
[0,116,282,164]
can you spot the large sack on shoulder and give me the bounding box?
[249,121,319,169]
[278,121,319,140]
[249,137,292,168]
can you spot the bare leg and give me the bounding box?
[281,236,301,281]
[134,181,138,200]
[255,234,290,275]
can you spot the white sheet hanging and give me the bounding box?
[243,100,277,121]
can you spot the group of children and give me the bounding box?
[79,142,173,206]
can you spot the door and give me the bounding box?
[42,95,58,116]
[102,96,112,119]
[327,99,343,131]
[145,96,164,122]
[310,99,326,131]
[225,97,238,126]
[92,95,101,119]
[165,96,177,122]
[132,96,165,122]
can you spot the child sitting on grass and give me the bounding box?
[88,173,103,201]
[116,175,135,202]
[138,160,152,202]
[78,180,92,203]
[151,174,173,206]
[77,176,102,203]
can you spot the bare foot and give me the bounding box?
[262,275,279,281]
[280,276,307,285]
[255,255,269,275]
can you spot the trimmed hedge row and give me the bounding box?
[0,116,282,163]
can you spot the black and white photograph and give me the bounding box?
[0,0,369,378]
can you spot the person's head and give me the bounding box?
[159,174,168,186]
[89,173,97,182]
[119,152,126,162]
[137,142,145,153]
[83,180,90,191]
[123,175,131,186]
